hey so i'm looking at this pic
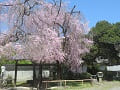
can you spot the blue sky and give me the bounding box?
[68,0,120,28]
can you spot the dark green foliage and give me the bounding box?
[83,45,99,65]
[0,57,15,66]
[0,56,32,72]
[86,20,120,65]
[83,20,120,77]
[18,60,32,64]
[69,72,92,80]
[104,71,116,81]
[90,20,120,44]
[78,73,92,79]
[62,65,75,80]
[61,64,91,80]
[92,20,120,44]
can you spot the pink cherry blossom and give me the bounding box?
[0,0,92,72]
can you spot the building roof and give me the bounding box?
[107,65,120,71]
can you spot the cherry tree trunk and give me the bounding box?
[14,60,18,86]
[57,61,62,80]
[37,63,42,90]
[33,63,36,87]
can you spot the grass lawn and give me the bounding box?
[49,81,120,90]
[8,80,120,90]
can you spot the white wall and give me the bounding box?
[6,70,33,82]
[5,70,50,82]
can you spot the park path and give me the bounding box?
[80,81,120,90]
[110,87,120,90]
[80,87,120,90]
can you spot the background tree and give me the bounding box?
[85,20,120,68]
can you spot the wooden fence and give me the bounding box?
[43,79,92,89]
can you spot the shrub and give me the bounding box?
[71,72,92,80]
[79,73,92,79]
[6,75,13,84]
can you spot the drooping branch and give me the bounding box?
[0,0,92,73]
